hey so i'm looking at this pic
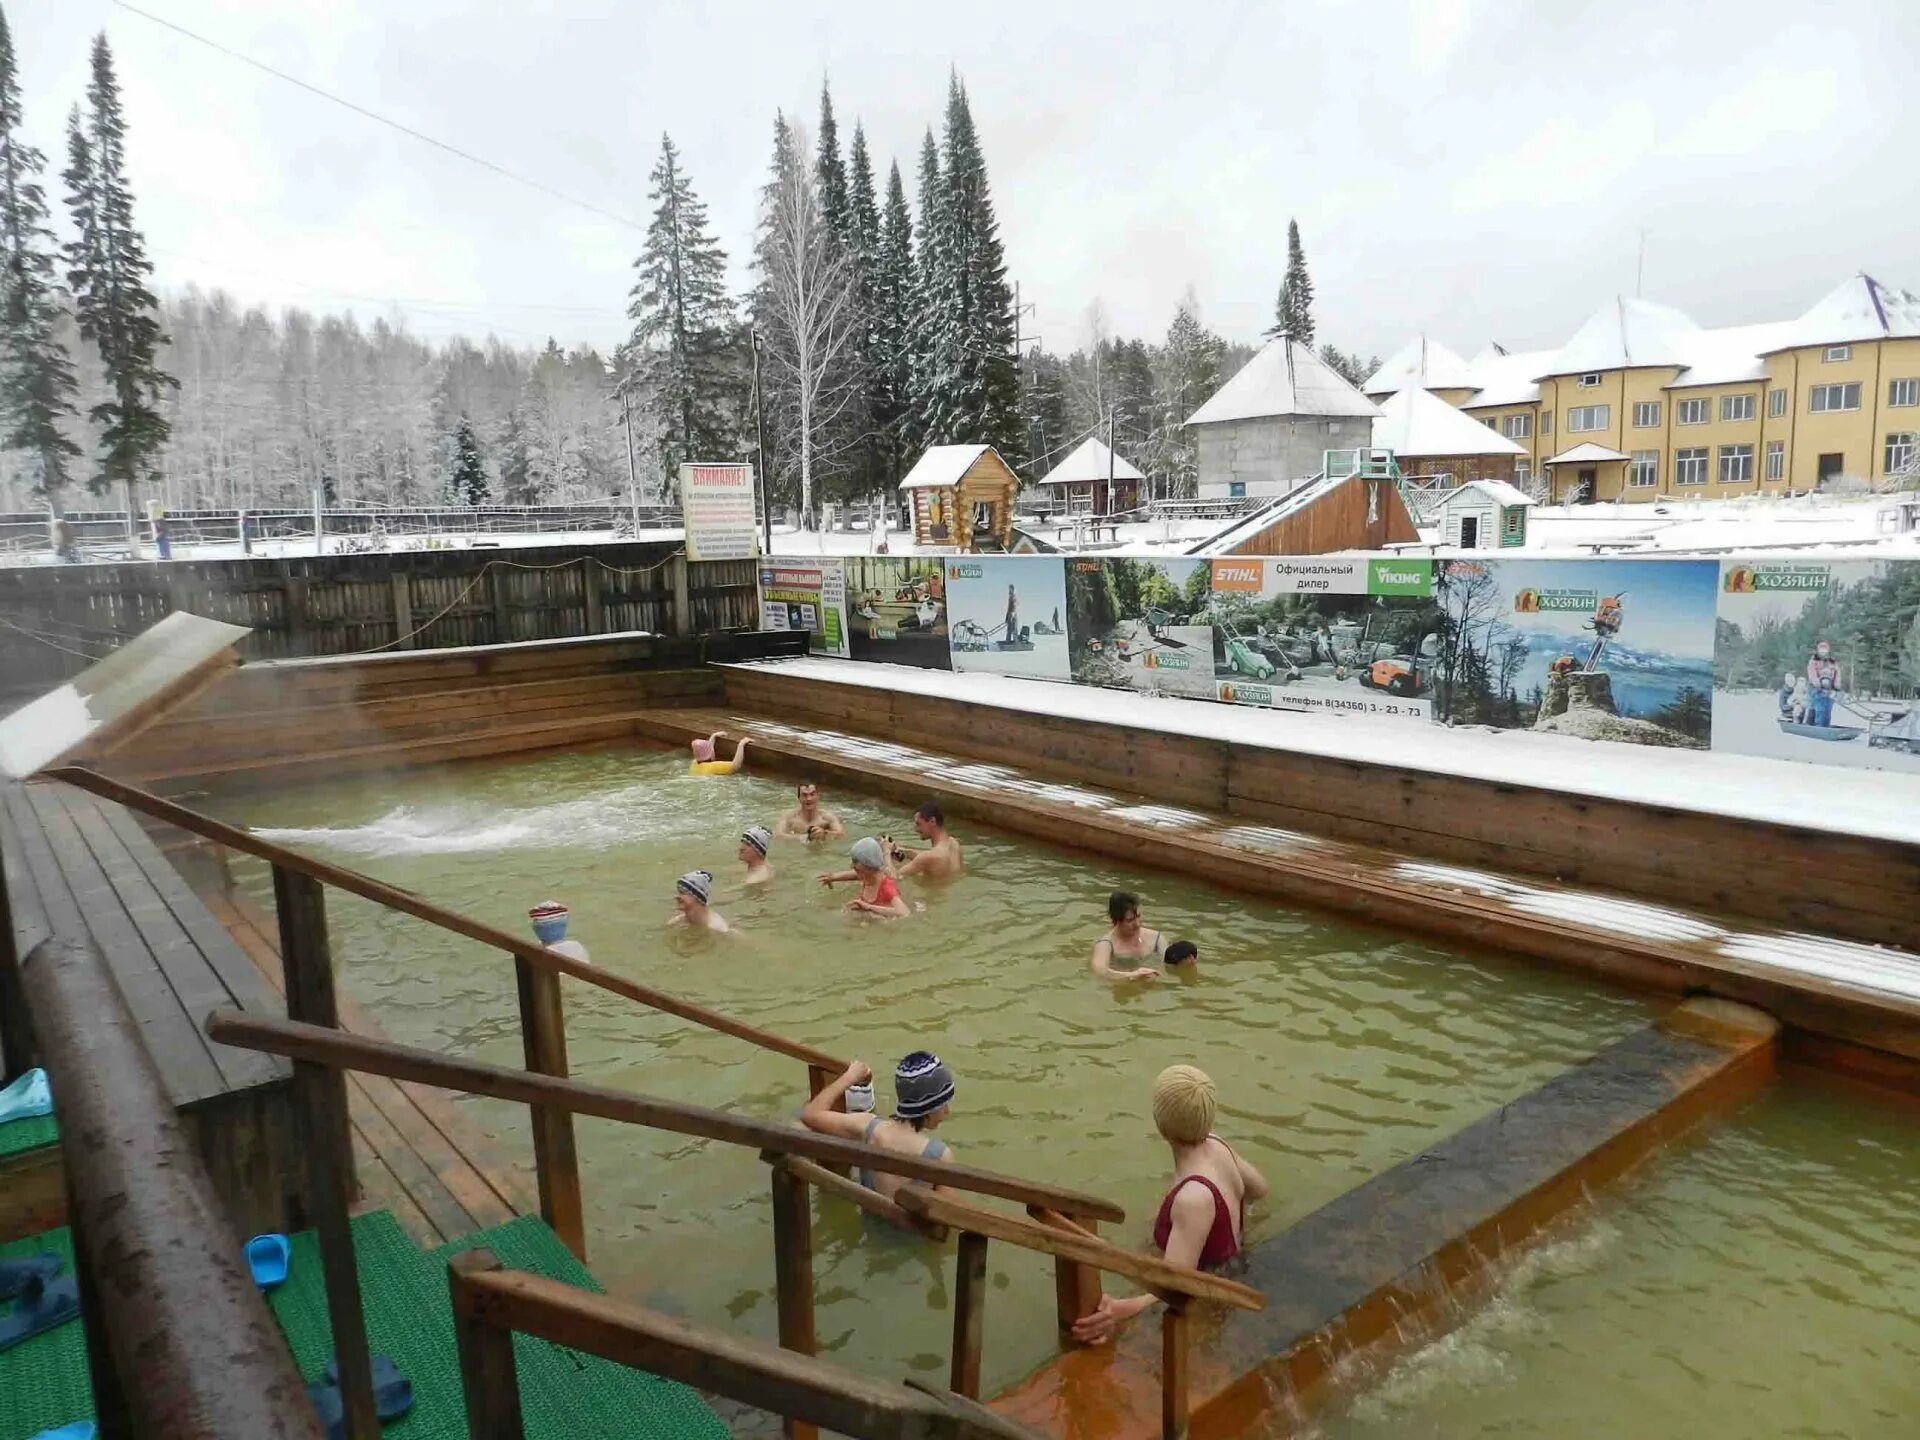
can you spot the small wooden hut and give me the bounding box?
[898,444,1021,551]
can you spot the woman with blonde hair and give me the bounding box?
[1070,1064,1268,1345]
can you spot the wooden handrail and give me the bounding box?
[206,1009,1125,1222]
[446,1252,1042,1440]
[50,765,846,1072]
[894,1188,1263,1311]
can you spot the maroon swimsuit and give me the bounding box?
[1151,1172,1243,1269]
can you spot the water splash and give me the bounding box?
[251,783,684,856]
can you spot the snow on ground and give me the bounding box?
[721,655,1920,846]
[1507,493,1919,557]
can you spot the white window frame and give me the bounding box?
[1889,378,1920,408]
[1627,450,1658,488]
[1514,459,1531,487]
[1676,397,1710,425]
[1809,383,1862,414]
[1576,373,1602,388]
[1720,394,1755,423]
[1502,413,1531,439]
[1674,448,1709,485]
[1823,345,1852,363]
[1483,417,1497,429]
[1765,440,1784,480]
[1718,444,1754,484]
[1887,433,1917,474]
[1768,387,1787,418]
[1567,404,1609,433]
[1631,401,1661,428]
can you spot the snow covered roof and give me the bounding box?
[898,444,993,490]
[1362,335,1478,396]
[1538,297,1701,377]
[1036,436,1146,487]
[1431,479,1535,511]
[1185,337,1381,427]
[1663,321,1795,389]
[1766,273,1920,353]
[1459,348,1553,409]
[1544,441,1629,465]
[1372,387,1526,459]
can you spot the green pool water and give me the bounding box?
[1312,1075,1920,1439]
[216,746,1660,1396]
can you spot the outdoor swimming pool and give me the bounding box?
[217,746,1663,1396]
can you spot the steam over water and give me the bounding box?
[216,748,1686,1401]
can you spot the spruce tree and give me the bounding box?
[0,4,80,504]
[445,414,487,506]
[815,82,850,253]
[63,35,175,501]
[1267,218,1315,347]
[621,134,739,489]
[843,121,886,500]
[905,129,944,456]
[873,160,916,483]
[495,406,534,504]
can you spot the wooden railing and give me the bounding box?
[208,1009,1260,1440]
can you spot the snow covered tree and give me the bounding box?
[840,120,888,503]
[63,35,174,501]
[619,134,739,493]
[1148,290,1225,497]
[1318,343,1378,389]
[871,159,916,485]
[815,82,850,253]
[495,406,536,504]
[905,129,944,457]
[751,114,863,529]
[1267,218,1315,347]
[0,4,80,505]
[444,414,487,506]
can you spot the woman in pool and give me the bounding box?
[688,730,751,776]
[1091,891,1162,981]
[1070,1064,1268,1345]
[801,1053,957,1206]
[738,826,775,886]
[667,870,730,932]
[816,837,911,919]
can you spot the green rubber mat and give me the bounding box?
[0,1113,56,1162]
[0,1226,90,1440]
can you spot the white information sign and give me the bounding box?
[680,462,759,561]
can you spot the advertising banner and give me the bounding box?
[680,462,759,561]
[757,559,849,658]
[1208,556,1440,719]
[1712,558,1920,771]
[1066,557,1218,699]
[1432,558,1717,748]
[843,555,952,670]
[942,556,1072,681]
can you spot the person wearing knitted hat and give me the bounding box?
[801,1052,957,1208]
[737,826,775,887]
[687,729,752,776]
[1070,1064,1267,1346]
[528,901,592,965]
[667,870,730,932]
[815,837,910,918]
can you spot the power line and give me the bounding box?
[107,0,646,234]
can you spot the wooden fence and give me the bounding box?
[0,541,761,700]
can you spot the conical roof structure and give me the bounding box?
[1186,336,1380,427]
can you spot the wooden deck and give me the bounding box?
[187,857,533,1247]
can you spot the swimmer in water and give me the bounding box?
[884,801,963,881]
[668,870,730,932]
[738,825,775,886]
[816,837,911,918]
[1164,939,1198,971]
[775,779,845,841]
[1091,891,1162,982]
[688,730,751,776]
[1071,1064,1267,1345]
[800,1052,957,1208]
[528,900,591,965]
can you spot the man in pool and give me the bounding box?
[667,870,730,932]
[688,730,751,776]
[800,1053,957,1208]
[1091,891,1163,981]
[884,801,963,881]
[738,826,775,886]
[816,837,911,918]
[775,780,845,841]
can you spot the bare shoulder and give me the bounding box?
[1168,1179,1215,1224]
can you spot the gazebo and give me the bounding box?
[1031,436,1145,517]
[898,444,1022,551]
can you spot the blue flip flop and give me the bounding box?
[244,1234,290,1290]
[0,1272,80,1353]
[0,1068,52,1126]
[309,1353,414,1438]
[0,1254,64,1301]
[27,1423,96,1440]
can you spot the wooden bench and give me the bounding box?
[1,778,300,1239]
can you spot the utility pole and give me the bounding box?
[750,328,771,556]
[1106,405,1116,519]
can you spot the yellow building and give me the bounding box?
[1364,276,1920,503]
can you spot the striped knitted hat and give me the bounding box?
[894,1051,955,1120]
[741,825,772,857]
[676,870,714,905]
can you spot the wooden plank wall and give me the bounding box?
[0,543,759,701]
[720,669,1920,951]
[1227,475,1421,556]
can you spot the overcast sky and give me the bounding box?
[14,0,1919,363]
